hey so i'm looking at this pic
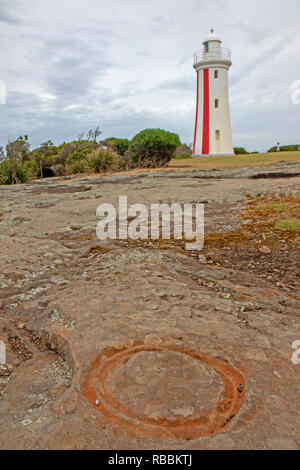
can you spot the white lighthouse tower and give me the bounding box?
[192,29,234,157]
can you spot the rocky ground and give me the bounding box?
[0,162,299,450]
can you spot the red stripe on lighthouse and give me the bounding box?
[192,71,200,155]
[202,68,210,155]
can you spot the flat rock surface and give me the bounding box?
[0,163,299,449]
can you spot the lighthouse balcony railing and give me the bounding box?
[193,47,231,64]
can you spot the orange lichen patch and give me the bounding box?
[118,237,196,256]
[202,196,299,252]
[242,195,299,224]
[240,195,300,246]
[82,342,246,441]
[117,233,250,258]
[204,232,252,248]
[89,244,112,254]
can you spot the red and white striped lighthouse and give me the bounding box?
[192,29,234,157]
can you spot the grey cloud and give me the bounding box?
[156,75,194,92]
[1,0,300,152]
[151,16,174,26]
[0,3,21,24]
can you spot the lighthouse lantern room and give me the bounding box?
[192,29,234,157]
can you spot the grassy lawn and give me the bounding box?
[169,151,300,170]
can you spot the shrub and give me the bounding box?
[51,164,65,176]
[86,148,123,173]
[103,138,130,156]
[0,159,38,184]
[130,129,181,168]
[55,143,78,165]
[66,147,94,163]
[234,147,248,155]
[54,140,97,166]
[66,160,87,175]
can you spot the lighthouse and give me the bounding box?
[192,29,234,157]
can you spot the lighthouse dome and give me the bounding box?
[203,28,222,44]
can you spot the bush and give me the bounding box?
[55,143,79,165]
[234,147,248,155]
[85,148,123,173]
[66,160,87,175]
[103,138,130,156]
[51,164,65,176]
[54,140,98,168]
[0,159,38,184]
[267,145,300,153]
[67,141,98,162]
[130,129,181,168]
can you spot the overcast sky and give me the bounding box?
[0,0,299,152]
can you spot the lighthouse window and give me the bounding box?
[204,42,209,53]
[215,99,219,108]
[214,70,218,79]
[216,130,220,141]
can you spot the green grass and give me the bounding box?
[275,219,300,232]
[258,203,289,213]
[168,151,300,170]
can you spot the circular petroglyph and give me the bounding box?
[83,342,246,441]
[105,351,224,420]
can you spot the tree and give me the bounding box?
[0,147,5,162]
[87,126,102,142]
[6,136,30,161]
[130,129,181,168]
[30,141,58,178]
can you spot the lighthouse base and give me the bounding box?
[192,153,235,158]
